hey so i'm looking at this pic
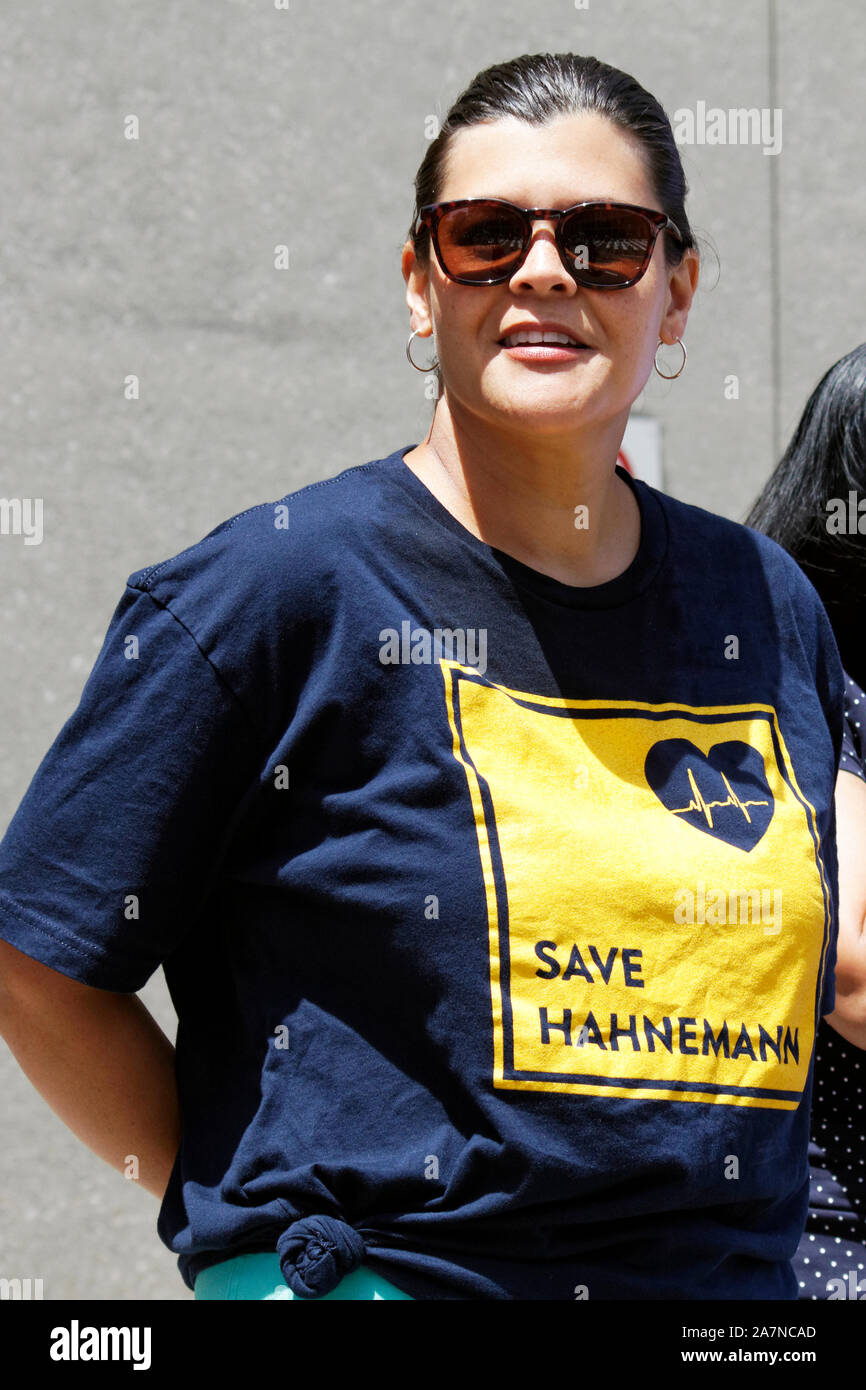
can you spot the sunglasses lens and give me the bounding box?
[436,203,526,282]
[560,207,653,286]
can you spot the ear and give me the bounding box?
[401,239,434,337]
[658,248,700,346]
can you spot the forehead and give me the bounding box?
[437,111,657,207]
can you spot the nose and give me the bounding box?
[508,223,577,294]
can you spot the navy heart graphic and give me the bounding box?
[644,739,774,852]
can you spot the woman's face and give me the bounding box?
[403,111,699,439]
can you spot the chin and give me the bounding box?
[487,391,606,429]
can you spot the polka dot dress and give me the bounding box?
[838,671,866,781]
[793,672,866,1299]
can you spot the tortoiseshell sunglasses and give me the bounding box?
[414,198,684,289]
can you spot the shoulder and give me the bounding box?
[128,453,401,592]
[101,450,411,745]
[639,478,845,721]
[640,477,824,602]
[124,451,406,626]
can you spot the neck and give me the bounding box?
[401,395,642,587]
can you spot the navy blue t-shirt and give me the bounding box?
[0,446,846,1300]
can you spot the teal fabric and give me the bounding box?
[194,1251,413,1300]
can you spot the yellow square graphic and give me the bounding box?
[442,663,833,1110]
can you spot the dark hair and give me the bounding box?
[409,52,698,270]
[744,343,866,687]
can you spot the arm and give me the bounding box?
[823,768,866,1048]
[0,936,181,1200]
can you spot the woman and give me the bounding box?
[0,52,847,1300]
[745,344,866,1299]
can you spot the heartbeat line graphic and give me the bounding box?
[671,766,770,828]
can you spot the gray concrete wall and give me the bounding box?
[0,0,863,1299]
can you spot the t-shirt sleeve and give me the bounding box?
[0,583,263,992]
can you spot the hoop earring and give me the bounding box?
[654,337,687,379]
[406,327,438,373]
